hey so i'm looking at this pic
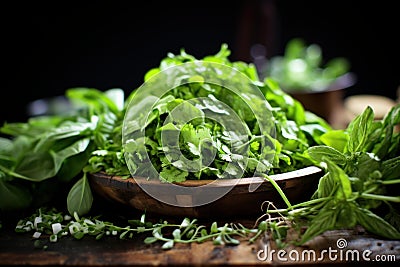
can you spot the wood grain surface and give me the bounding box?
[1,167,399,266]
[1,224,399,266]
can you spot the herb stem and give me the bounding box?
[263,175,292,209]
[379,179,400,185]
[360,193,400,203]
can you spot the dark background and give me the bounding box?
[2,0,399,124]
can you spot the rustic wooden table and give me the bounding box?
[1,226,399,266]
[1,199,399,266]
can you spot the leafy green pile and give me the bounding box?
[121,44,331,182]
[0,88,127,215]
[0,44,331,216]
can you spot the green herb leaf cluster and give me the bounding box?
[0,88,128,214]
[263,104,400,245]
[122,44,330,182]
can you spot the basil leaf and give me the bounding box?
[300,203,338,244]
[319,129,348,153]
[347,106,374,153]
[67,173,93,216]
[14,151,56,181]
[14,138,91,182]
[314,172,335,199]
[324,157,352,199]
[307,145,347,165]
[0,179,32,211]
[382,156,400,180]
[349,152,381,181]
[355,207,400,239]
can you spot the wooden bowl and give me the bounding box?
[88,166,323,219]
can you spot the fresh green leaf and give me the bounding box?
[0,179,32,211]
[299,204,338,244]
[319,129,348,153]
[307,145,347,165]
[355,207,400,239]
[324,158,352,199]
[347,106,374,153]
[67,173,93,216]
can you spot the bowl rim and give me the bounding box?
[88,165,324,217]
[90,165,323,188]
